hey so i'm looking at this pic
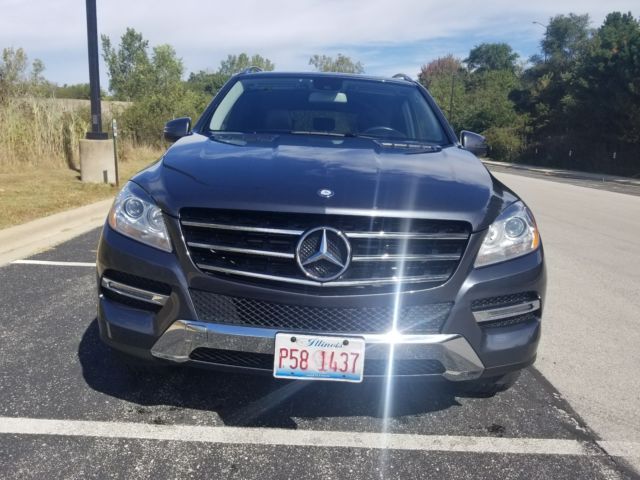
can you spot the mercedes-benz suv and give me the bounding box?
[96,70,545,394]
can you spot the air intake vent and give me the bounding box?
[190,290,452,334]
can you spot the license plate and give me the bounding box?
[273,333,365,383]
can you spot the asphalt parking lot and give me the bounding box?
[1,170,639,479]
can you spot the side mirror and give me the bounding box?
[460,130,488,157]
[164,117,192,142]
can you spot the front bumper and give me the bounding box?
[150,320,484,380]
[97,220,546,381]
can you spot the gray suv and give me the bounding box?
[97,70,545,395]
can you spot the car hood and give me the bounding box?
[133,133,517,231]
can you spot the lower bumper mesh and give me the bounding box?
[190,289,452,334]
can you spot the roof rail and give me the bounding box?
[239,66,263,74]
[392,73,414,82]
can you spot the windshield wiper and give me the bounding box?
[289,130,348,138]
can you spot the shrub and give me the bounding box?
[483,127,524,162]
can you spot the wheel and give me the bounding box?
[452,371,521,397]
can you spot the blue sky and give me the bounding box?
[0,0,637,89]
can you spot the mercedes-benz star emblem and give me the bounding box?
[318,189,334,198]
[295,227,351,282]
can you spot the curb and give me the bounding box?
[0,198,113,267]
[482,160,640,187]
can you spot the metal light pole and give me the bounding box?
[449,71,455,124]
[85,0,107,140]
[79,0,115,184]
[532,21,548,63]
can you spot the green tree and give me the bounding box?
[101,30,185,100]
[418,54,463,88]
[217,53,274,76]
[0,47,48,100]
[420,50,526,160]
[514,14,593,134]
[465,43,519,72]
[542,13,592,64]
[186,70,228,95]
[150,44,183,92]
[102,28,209,144]
[309,54,364,73]
[187,53,275,97]
[0,47,28,97]
[417,55,468,130]
[570,12,640,143]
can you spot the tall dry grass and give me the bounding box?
[0,97,131,171]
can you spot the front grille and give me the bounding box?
[189,348,445,376]
[471,292,538,311]
[180,208,470,293]
[191,290,452,334]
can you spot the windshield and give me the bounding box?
[207,75,449,144]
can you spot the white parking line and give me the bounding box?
[0,416,633,457]
[11,260,96,267]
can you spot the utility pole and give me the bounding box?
[449,72,455,124]
[85,0,107,140]
[80,0,115,184]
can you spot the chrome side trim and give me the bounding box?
[473,299,541,323]
[351,253,461,262]
[195,263,450,287]
[345,232,469,240]
[150,320,485,381]
[187,242,294,259]
[100,276,169,306]
[181,220,303,236]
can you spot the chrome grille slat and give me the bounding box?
[181,209,470,292]
[196,263,451,287]
[181,220,303,236]
[187,242,295,259]
[345,232,469,240]
[351,253,461,262]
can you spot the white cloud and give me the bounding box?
[0,0,637,83]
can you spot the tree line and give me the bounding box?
[1,11,638,176]
[419,12,640,176]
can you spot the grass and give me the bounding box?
[0,147,162,229]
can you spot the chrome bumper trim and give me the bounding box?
[150,320,484,381]
[472,299,541,323]
[100,276,169,306]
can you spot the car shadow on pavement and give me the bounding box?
[79,320,461,428]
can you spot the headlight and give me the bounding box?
[475,201,540,268]
[108,182,172,252]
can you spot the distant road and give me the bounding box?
[492,170,640,461]
[488,163,640,197]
